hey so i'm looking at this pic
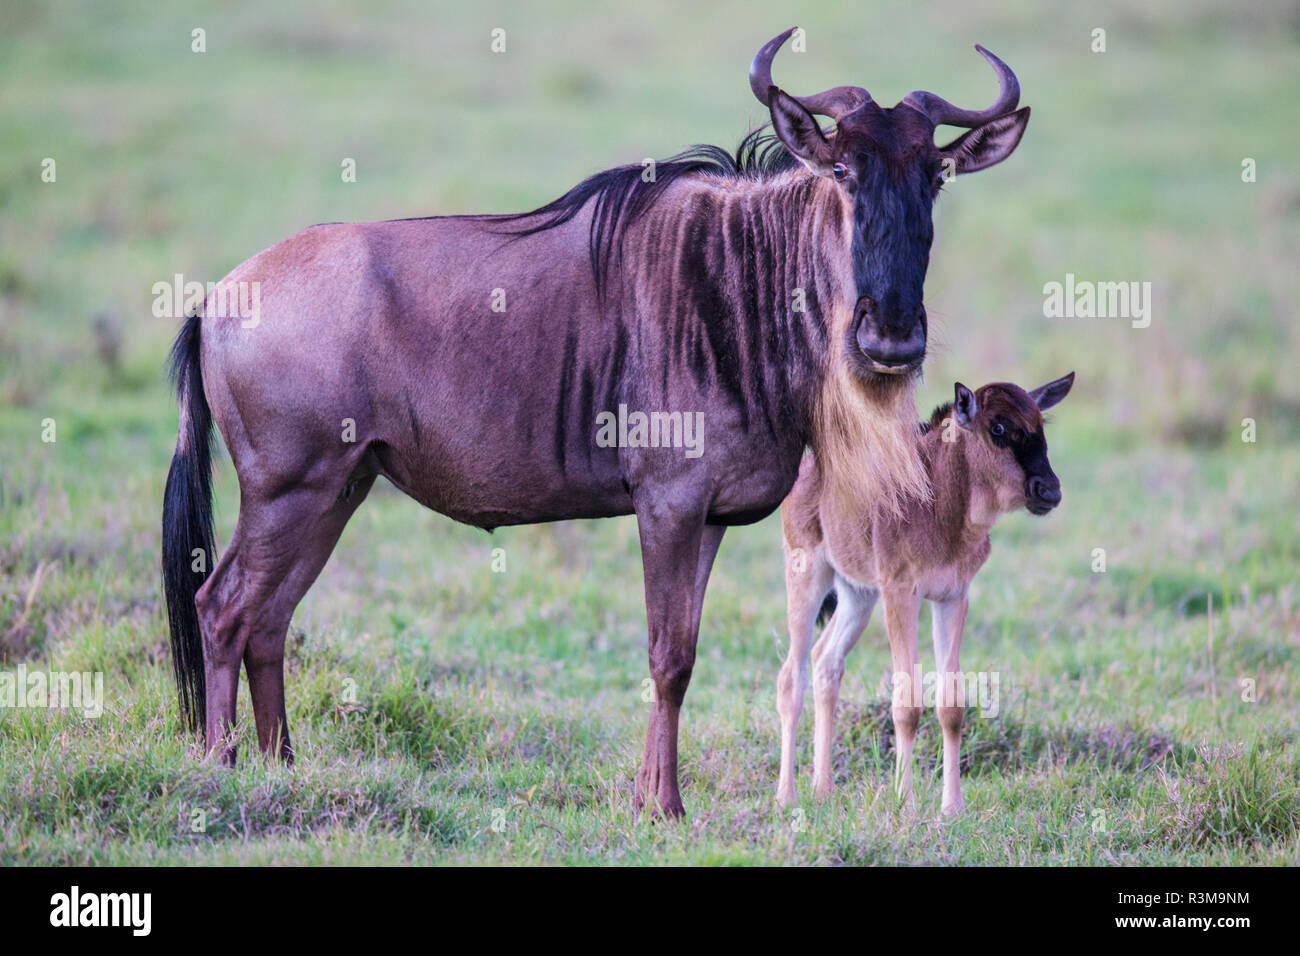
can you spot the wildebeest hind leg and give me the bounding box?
[246,476,376,762]
[196,476,374,764]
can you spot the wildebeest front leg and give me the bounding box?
[633,507,717,818]
[931,595,969,815]
[882,586,922,810]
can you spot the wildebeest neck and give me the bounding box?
[621,169,925,518]
[620,170,855,445]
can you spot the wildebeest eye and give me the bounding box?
[832,163,849,181]
[990,422,1006,437]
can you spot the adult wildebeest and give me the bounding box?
[163,27,1029,816]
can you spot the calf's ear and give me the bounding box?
[1028,371,1075,411]
[954,382,978,428]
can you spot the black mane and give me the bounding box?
[496,129,798,295]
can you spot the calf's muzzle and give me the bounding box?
[1027,473,1062,514]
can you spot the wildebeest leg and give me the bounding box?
[691,524,726,652]
[809,583,877,799]
[632,506,714,818]
[246,476,376,761]
[636,522,723,813]
[881,586,922,810]
[931,596,969,815]
[775,546,833,807]
[196,477,373,765]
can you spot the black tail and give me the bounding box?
[817,590,838,627]
[162,313,216,735]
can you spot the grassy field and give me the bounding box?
[1,0,1298,865]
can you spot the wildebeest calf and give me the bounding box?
[775,373,1074,814]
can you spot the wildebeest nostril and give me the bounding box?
[854,310,926,371]
[1030,477,1061,504]
[852,297,877,327]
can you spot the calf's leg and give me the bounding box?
[931,595,969,815]
[775,545,833,807]
[881,586,922,809]
[809,582,877,798]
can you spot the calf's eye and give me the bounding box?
[990,422,1005,437]
[832,163,849,181]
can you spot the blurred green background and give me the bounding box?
[0,0,1297,864]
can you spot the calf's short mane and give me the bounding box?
[919,401,954,434]
[918,384,1043,437]
[976,383,1043,433]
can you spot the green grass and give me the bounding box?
[1,0,1298,864]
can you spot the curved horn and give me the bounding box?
[749,27,871,120]
[903,44,1020,128]
[748,27,796,107]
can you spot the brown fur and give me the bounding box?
[161,32,1032,821]
[621,171,928,520]
[814,351,930,520]
[775,376,1073,813]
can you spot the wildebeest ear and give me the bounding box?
[1028,371,1075,411]
[938,106,1030,175]
[954,383,978,428]
[769,87,835,176]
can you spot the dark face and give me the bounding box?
[830,105,941,379]
[957,379,1074,516]
[985,405,1061,515]
[757,28,1032,385]
[769,93,1029,385]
